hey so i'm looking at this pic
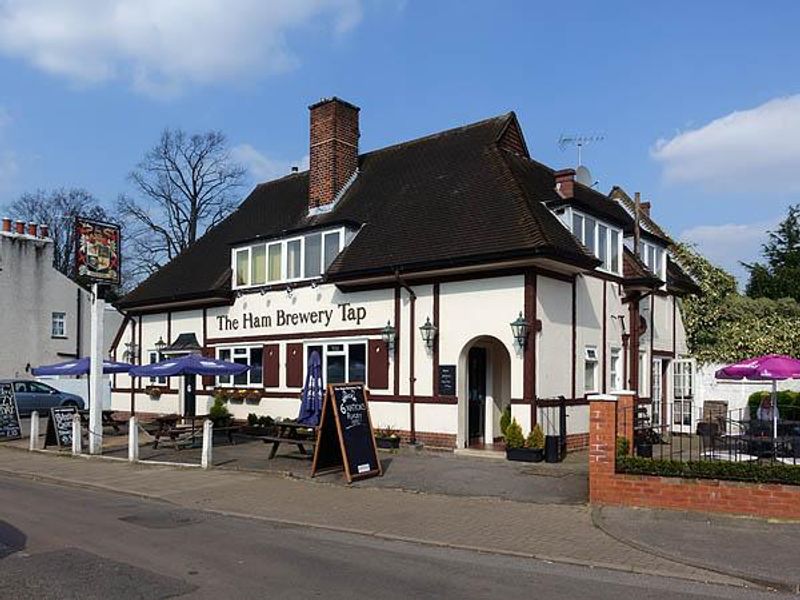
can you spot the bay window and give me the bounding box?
[217,346,263,387]
[639,240,666,281]
[306,341,367,385]
[251,245,266,285]
[267,243,282,282]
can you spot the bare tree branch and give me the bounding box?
[117,128,245,283]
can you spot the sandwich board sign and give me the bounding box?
[0,382,22,441]
[44,406,79,449]
[311,383,382,483]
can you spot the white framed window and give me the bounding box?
[584,346,598,393]
[609,347,621,391]
[638,240,667,282]
[305,340,367,386]
[216,346,263,387]
[148,351,167,385]
[652,358,663,425]
[563,208,623,276]
[638,351,648,398]
[232,227,350,290]
[51,312,66,338]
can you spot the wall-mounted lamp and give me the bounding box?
[510,312,530,348]
[419,317,437,350]
[154,336,167,355]
[123,341,139,364]
[381,321,397,348]
[285,285,293,298]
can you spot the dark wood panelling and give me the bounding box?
[263,343,280,388]
[285,343,304,388]
[368,339,389,390]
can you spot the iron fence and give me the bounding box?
[619,401,800,466]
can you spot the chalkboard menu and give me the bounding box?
[311,384,381,483]
[438,365,456,396]
[0,383,21,441]
[44,406,78,449]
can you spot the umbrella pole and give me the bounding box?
[772,380,778,454]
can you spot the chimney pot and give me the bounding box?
[640,201,651,218]
[39,223,49,238]
[308,97,360,210]
[1,217,10,232]
[554,168,576,198]
[15,220,24,234]
[27,222,37,236]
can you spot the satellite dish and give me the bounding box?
[575,165,593,186]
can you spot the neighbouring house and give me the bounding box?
[110,97,697,450]
[0,219,123,380]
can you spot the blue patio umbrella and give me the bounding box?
[129,353,249,378]
[32,357,133,376]
[297,350,323,426]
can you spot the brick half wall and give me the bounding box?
[589,393,800,521]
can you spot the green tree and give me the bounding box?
[744,205,800,302]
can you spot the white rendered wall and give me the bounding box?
[536,276,572,400]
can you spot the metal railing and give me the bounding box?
[619,401,800,466]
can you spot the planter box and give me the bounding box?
[376,436,400,449]
[241,425,276,436]
[506,447,544,462]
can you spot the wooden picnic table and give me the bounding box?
[257,420,317,459]
[151,415,240,450]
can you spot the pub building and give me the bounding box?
[110,97,698,451]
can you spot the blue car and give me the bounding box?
[1,379,85,416]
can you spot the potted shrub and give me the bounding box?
[208,395,232,428]
[500,405,512,438]
[505,420,545,462]
[241,413,275,436]
[375,426,401,449]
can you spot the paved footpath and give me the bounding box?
[0,447,764,590]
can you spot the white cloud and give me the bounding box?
[652,95,800,192]
[680,219,778,285]
[232,143,308,182]
[0,0,363,97]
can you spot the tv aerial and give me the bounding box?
[558,133,604,187]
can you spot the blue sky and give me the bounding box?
[0,0,798,284]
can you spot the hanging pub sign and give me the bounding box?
[44,406,79,449]
[311,383,381,483]
[75,217,121,285]
[0,382,21,441]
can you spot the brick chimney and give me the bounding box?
[554,168,576,198]
[640,201,651,218]
[308,97,360,211]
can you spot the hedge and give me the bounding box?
[616,456,800,486]
[747,390,800,420]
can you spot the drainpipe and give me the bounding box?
[394,269,418,445]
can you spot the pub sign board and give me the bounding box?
[44,406,79,449]
[0,382,22,441]
[438,365,456,396]
[311,383,382,483]
[75,217,121,285]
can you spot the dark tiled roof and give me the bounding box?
[623,248,660,286]
[118,114,599,309]
[609,186,673,245]
[667,257,700,295]
[546,181,635,232]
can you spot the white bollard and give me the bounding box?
[71,414,82,455]
[29,411,39,451]
[201,419,213,469]
[128,416,139,462]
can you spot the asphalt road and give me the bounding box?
[0,475,785,599]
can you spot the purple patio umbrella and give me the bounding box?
[297,350,323,426]
[32,357,133,376]
[129,353,249,378]
[715,354,800,439]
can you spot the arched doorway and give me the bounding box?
[457,336,512,449]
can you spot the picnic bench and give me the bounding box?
[255,420,317,459]
[151,415,241,450]
[102,410,126,434]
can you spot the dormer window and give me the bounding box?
[638,240,666,282]
[559,207,622,276]
[232,226,352,290]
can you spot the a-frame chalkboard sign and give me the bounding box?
[311,383,382,483]
[44,406,79,449]
[0,382,22,441]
